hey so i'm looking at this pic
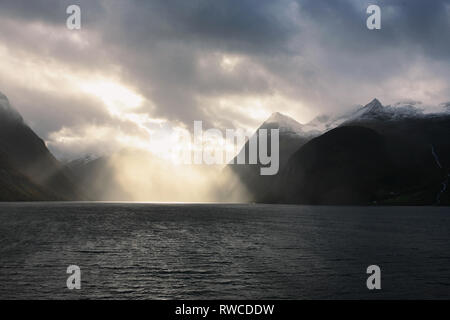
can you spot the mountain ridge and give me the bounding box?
[264,99,450,205]
[0,91,449,205]
[0,92,83,201]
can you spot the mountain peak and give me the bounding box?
[350,98,385,118]
[0,91,23,122]
[0,91,9,105]
[266,112,290,122]
[263,112,307,134]
[365,98,383,110]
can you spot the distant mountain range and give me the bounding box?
[1,91,449,205]
[230,98,450,205]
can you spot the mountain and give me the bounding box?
[342,98,425,123]
[342,99,450,205]
[257,112,320,170]
[271,126,396,204]
[0,92,82,201]
[0,150,57,201]
[2,90,449,205]
[226,112,319,201]
[301,98,439,133]
[263,112,320,136]
[267,99,450,205]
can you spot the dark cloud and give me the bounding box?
[103,0,299,53]
[0,0,105,26]
[0,0,449,158]
[297,0,450,59]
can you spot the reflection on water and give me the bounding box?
[0,203,449,299]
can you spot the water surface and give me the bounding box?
[0,203,449,299]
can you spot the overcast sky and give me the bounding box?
[0,0,449,159]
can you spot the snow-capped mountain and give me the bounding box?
[228,112,320,201]
[293,101,382,133]
[302,111,355,132]
[303,98,449,133]
[343,98,425,122]
[261,112,322,140]
[268,98,450,206]
[236,112,318,166]
[263,112,320,136]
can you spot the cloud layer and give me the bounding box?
[0,0,449,159]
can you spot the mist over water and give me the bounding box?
[89,150,251,202]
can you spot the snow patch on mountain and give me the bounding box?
[439,102,450,113]
[345,98,426,122]
[265,112,305,133]
[304,98,450,134]
[263,112,320,137]
[66,154,97,168]
[304,106,363,132]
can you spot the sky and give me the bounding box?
[0,0,449,160]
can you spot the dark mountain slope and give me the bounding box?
[226,112,319,201]
[0,151,58,201]
[0,92,82,200]
[267,99,450,205]
[342,113,450,205]
[271,126,397,204]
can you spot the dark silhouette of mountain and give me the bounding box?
[266,99,450,205]
[1,91,449,205]
[0,150,58,200]
[226,112,319,201]
[0,92,82,201]
[271,126,396,204]
[340,99,450,205]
